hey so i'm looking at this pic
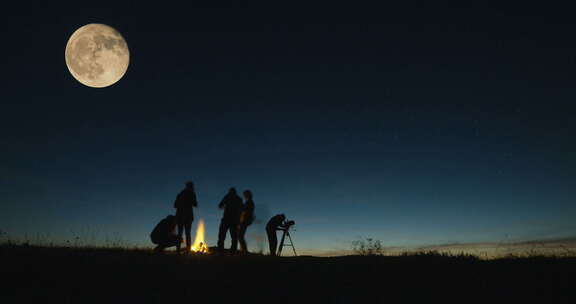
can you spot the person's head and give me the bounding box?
[228,187,237,195]
[243,190,252,200]
[279,214,286,221]
[185,181,194,189]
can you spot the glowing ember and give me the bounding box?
[190,219,209,253]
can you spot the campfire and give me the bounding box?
[190,219,209,253]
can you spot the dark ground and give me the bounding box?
[1,245,575,303]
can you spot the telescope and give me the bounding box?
[281,220,295,230]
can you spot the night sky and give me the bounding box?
[2,3,576,255]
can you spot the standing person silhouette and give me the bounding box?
[174,181,198,253]
[217,187,243,254]
[238,190,255,254]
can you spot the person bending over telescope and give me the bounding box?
[150,215,180,252]
[266,214,294,256]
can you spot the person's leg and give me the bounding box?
[238,224,247,253]
[154,245,162,252]
[230,222,239,254]
[176,221,184,253]
[217,220,228,251]
[267,228,277,256]
[184,218,192,252]
[151,237,162,253]
[166,235,180,248]
[156,235,180,253]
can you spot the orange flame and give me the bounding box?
[190,219,209,253]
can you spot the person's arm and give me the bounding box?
[275,218,286,230]
[218,196,226,209]
[174,193,181,209]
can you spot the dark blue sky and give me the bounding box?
[1,3,576,254]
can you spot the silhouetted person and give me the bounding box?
[217,187,243,254]
[266,214,286,256]
[238,189,255,254]
[174,181,198,253]
[150,215,180,252]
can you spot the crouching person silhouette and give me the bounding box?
[150,215,180,253]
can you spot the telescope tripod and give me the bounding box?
[278,228,297,256]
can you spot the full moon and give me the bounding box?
[65,24,129,88]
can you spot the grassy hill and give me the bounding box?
[1,244,575,303]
